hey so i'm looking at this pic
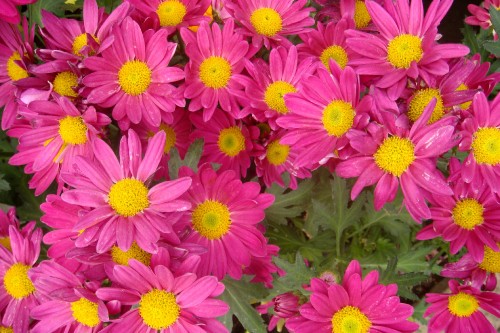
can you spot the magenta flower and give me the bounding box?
[335,100,456,221]
[243,243,284,288]
[60,129,192,254]
[181,20,249,121]
[83,17,185,129]
[286,260,419,333]
[257,291,300,331]
[466,0,500,29]
[0,0,36,24]
[425,279,500,333]
[178,164,274,280]
[96,259,229,333]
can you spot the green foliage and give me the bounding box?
[168,139,204,179]
[378,257,430,301]
[269,253,315,298]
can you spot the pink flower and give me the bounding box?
[243,243,284,288]
[60,129,192,254]
[181,20,249,121]
[96,259,229,332]
[0,0,36,24]
[83,17,185,129]
[286,260,418,333]
[425,279,500,333]
[178,164,274,280]
[257,292,300,331]
[466,0,500,30]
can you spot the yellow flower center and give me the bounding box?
[471,127,500,165]
[331,306,371,333]
[374,137,415,177]
[58,116,88,145]
[53,71,79,98]
[387,34,423,69]
[70,298,100,328]
[479,244,500,273]
[448,292,479,317]
[0,326,13,333]
[322,100,355,137]
[456,83,472,110]
[7,52,28,82]
[158,123,177,154]
[111,242,152,266]
[0,237,11,251]
[192,200,231,240]
[320,45,349,70]
[266,140,290,166]
[217,126,245,157]
[139,289,180,330]
[353,1,371,29]
[250,8,283,37]
[199,56,232,89]
[3,263,35,299]
[156,0,187,26]
[407,88,445,124]
[118,60,152,96]
[264,81,296,114]
[452,198,484,230]
[108,178,150,217]
[72,33,99,56]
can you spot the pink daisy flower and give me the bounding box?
[335,100,456,221]
[60,129,193,254]
[190,109,259,178]
[178,164,274,280]
[345,0,470,100]
[96,259,229,333]
[0,208,18,251]
[29,260,109,333]
[83,17,185,129]
[225,0,314,49]
[0,222,42,333]
[466,0,500,30]
[0,0,36,24]
[9,95,111,196]
[181,20,249,121]
[126,0,211,34]
[277,64,372,168]
[286,260,419,333]
[257,291,301,331]
[424,279,500,333]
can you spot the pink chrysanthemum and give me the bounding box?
[345,0,469,100]
[181,20,249,121]
[277,64,372,168]
[241,45,316,128]
[0,222,42,333]
[0,208,18,251]
[466,0,500,30]
[225,0,314,49]
[425,279,500,333]
[190,109,258,178]
[177,164,274,280]
[60,129,192,254]
[29,260,108,333]
[9,96,111,196]
[286,260,419,333]
[83,17,185,129]
[335,100,456,221]
[0,0,36,24]
[257,292,301,331]
[96,259,229,333]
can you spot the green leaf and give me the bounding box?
[29,0,68,27]
[219,277,268,333]
[0,175,10,192]
[168,139,203,179]
[489,6,500,34]
[483,41,500,57]
[461,24,480,56]
[378,257,430,301]
[269,253,315,298]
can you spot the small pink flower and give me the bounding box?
[257,291,301,331]
[466,0,500,30]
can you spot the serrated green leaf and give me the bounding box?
[168,139,203,179]
[269,253,315,298]
[490,6,500,35]
[483,41,500,57]
[378,258,429,301]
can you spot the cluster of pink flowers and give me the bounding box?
[0,0,499,332]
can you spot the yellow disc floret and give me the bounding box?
[471,127,500,165]
[53,71,79,98]
[0,237,11,251]
[192,200,231,239]
[250,8,283,37]
[218,126,245,157]
[72,33,99,56]
[407,88,445,124]
[479,244,500,273]
[331,306,371,333]
[353,0,371,29]
[58,116,88,145]
[7,52,28,82]
[156,0,187,27]
[322,100,355,137]
[199,56,232,89]
[111,242,152,266]
[0,326,13,333]
[387,34,423,69]
[3,263,35,299]
[452,198,484,230]
[70,298,100,328]
[374,137,415,177]
[108,178,150,217]
[264,81,296,114]
[320,45,349,70]
[448,292,479,317]
[139,289,180,329]
[158,123,177,154]
[266,140,290,166]
[118,60,152,96]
